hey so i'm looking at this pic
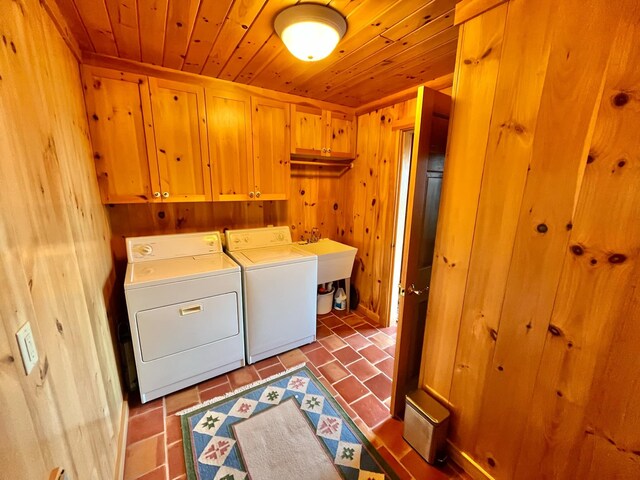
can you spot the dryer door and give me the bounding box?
[136,292,239,361]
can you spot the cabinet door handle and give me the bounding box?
[322,147,327,153]
[249,191,255,199]
[153,191,161,198]
[255,191,261,198]
[327,148,331,154]
[162,192,170,198]
[180,305,203,316]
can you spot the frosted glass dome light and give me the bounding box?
[275,5,347,62]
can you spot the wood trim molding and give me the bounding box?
[356,304,381,325]
[40,0,81,60]
[447,441,495,480]
[391,118,416,131]
[454,0,510,25]
[81,52,357,115]
[114,398,129,480]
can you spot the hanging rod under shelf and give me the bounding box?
[290,159,353,176]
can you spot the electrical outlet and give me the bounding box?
[16,322,38,375]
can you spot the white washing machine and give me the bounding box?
[124,231,245,403]
[225,226,318,364]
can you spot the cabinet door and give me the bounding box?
[290,104,324,156]
[149,78,211,202]
[251,97,290,200]
[82,66,159,203]
[206,89,254,201]
[326,110,356,158]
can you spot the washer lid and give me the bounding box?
[230,245,317,269]
[125,253,239,289]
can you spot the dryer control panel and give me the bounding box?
[225,226,292,252]
[126,231,222,262]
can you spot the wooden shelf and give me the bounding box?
[290,159,353,177]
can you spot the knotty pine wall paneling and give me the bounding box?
[341,98,418,323]
[107,174,345,262]
[0,0,122,478]
[420,0,640,478]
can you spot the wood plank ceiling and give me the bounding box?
[54,0,458,106]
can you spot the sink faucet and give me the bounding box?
[310,227,321,243]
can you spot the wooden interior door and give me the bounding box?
[391,87,451,417]
[207,88,254,201]
[251,97,290,200]
[82,66,159,203]
[326,111,356,158]
[149,78,211,202]
[291,105,324,156]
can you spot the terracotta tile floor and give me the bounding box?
[123,310,468,480]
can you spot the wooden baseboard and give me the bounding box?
[114,397,129,480]
[447,441,494,480]
[356,304,380,324]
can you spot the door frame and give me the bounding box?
[390,87,451,417]
[386,126,416,328]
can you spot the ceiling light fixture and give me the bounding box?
[274,4,347,62]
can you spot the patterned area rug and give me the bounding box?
[179,364,399,480]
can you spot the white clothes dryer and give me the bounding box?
[124,231,244,403]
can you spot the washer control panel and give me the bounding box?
[126,231,222,262]
[225,226,292,252]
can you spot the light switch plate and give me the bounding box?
[16,322,38,375]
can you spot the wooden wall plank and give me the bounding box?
[0,0,121,478]
[234,33,285,85]
[336,49,457,106]
[104,0,141,60]
[289,3,456,99]
[138,0,169,65]
[200,0,268,77]
[249,0,397,90]
[513,7,640,477]
[73,0,118,55]
[218,0,297,82]
[470,0,620,475]
[447,0,558,451]
[322,31,458,105]
[181,0,234,74]
[162,0,200,69]
[293,13,457,101]
[419,3,508,399]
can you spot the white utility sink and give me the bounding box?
[296,239,357,284]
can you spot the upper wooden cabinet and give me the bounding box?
[82,66,159,203]
[83,64,353,204]
[291,105,324,156]
[251,97,290,200]
[149,78,211,202]
[206,89,254,201]
[290,105,356,159]
[83,66,212,204]
[327,111,356,158]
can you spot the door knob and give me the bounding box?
[407,283,429,296]
[249,191,255,198]
[162,191,170,198]
[327,148,332,153]
[153,191,161,198]
[255,191,261,198]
